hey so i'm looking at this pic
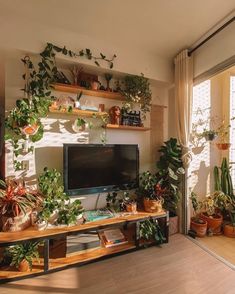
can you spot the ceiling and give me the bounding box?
[1,0,235,60]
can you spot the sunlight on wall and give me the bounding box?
[190,80,211,197]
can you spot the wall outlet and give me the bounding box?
[22,160,29,171]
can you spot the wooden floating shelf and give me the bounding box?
[52,83,125,101]
[49,106,107,117]
[106,124,150,131]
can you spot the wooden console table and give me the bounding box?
[0,210,169,284]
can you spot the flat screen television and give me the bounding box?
[63,144,139,196]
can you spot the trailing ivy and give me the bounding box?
[5,42,117,170]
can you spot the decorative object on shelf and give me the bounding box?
[139,218,166,245]
[5,241,40,272]
[189,192,207,237]
[74,91,83,109]
[121,109,142,126]
[91,80,100,91]
[70,65,83,85]
[137,171,164,213]
[36,167,84,228]
[54,71,71,85]
[104,73,113,91]
[122,192,137,213]
[55,95,75,109]
[0,179,40,232]
[109,106,121,125]
[120,73,152,119]
[98,104,105,112]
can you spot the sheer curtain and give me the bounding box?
[174,49,193,233]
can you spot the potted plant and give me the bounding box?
[0,179,39,232]
[123,192,137,213]
[120,74,152,120]
[155,138,185,235]
[74,91,83,108]
[189,192,207,237]
[5,242,40,272]
[200,196,223,235]
[138,171,163,213]
[139,218,165,246]
[215,117,235,150]
[202,129,217,141]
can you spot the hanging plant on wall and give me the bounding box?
[120,73,152,119]
[5,43,117,171]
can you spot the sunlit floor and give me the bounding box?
[1,234,235,294]
[195,235,235,267]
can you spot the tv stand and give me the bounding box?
[0,210,169,284]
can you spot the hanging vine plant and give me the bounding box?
[5,42,117,171]
[120,73,152,119]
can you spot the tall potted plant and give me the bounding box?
[155,138,185,235]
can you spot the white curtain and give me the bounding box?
[174,49,193,233]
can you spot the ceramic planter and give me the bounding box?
[190,217,207,237]
[143,198,163,213]
[200,213,223,235]
[169,215,179,235]
[18,259,30,272]
[223,224,235,238]
[216,143,231,150]
[125,202,137,213]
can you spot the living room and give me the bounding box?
[0,1,235,293]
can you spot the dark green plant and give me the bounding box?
[137,171,158,200]
[214,157,234,198]
[6,242,40,270]
[120,74,152,119]
[156,138,184,216]
[139,219,165,245]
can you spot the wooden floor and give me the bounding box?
[197,235,235,266]
[1,234,235,294]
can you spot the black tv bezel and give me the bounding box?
[63,143,139,196]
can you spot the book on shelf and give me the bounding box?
[99,229,128,248]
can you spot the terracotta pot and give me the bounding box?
[223,224,235,238]
[143,198,163,213]
[18,259,30,272]
[125,203,137,213]
[200,213,223,235]
[190,218,207,237]
[216,143,231,150]
[169,215,179,235]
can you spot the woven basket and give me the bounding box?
[1,211,31,232]
[143,198,163,213]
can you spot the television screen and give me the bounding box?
[63,144,139,196]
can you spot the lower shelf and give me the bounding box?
[0,265,44,280]
[49,242,136,270]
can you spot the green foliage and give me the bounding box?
[189,192,202,216]
[156,138,184,215]
[120,74,152,119]
[214,157,234,198]
[139,219,165,245]
[138,171,158,200]
[6,242,40,270]
[37,167,84,225]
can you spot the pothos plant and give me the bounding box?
[120,73,152,119]
[5,43,117,170]
[139,218,166,246]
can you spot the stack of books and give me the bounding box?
[99,229,128,248]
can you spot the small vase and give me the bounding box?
[125,203,137,213]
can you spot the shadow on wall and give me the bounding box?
[35,146,63,175]
[192,161,210,197]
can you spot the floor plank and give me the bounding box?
[1,234,235,294]
[197,235,235,265]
